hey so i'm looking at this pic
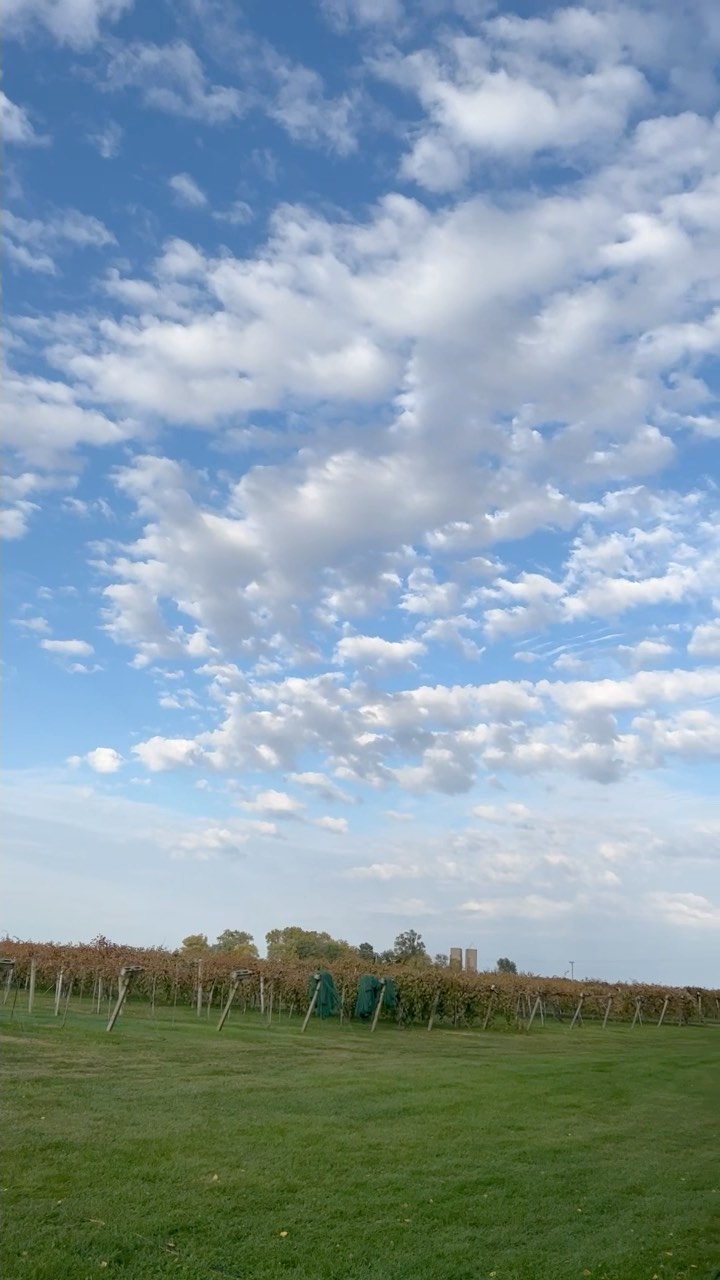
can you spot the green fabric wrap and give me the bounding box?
[308,970,341,1019]
[354,974,398,1018]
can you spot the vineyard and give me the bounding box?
[2,937,718,1029]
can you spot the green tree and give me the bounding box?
[393,929,429,964]
[496,957,517,974]
[265,926,352,962]
[181,934,210,955]
[434,953,449,967]
[358,942,376,962]
[213,930,258,957]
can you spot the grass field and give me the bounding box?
[2,998,718,1280]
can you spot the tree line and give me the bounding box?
[180,927,517,973]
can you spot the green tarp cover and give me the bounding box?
[355,974,398,1018]
[308,970,340,1019]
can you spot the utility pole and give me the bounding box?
[569,960,575,980]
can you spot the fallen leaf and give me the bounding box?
[279,1231,288,1238]
[211,1174,219,1182]
[582,1271,592,1276]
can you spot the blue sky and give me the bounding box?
[3,0,720,982]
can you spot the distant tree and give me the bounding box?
[496,957,517,974]
[434,953,449,967]
[378,948,397,964]
[213,930,258,957]
[358,942,376,962]
[393,929,429,964]
[181,933,210,954]
[266,926,352,962]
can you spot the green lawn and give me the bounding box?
[2,998,718,1280]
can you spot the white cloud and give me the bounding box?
[4,208,115,275]
[88,121,123,158]
[378,18,647,191]
[315,815,349,833]
[320,0,402,30]
[168,173,207,208]
[171,821,276,860]
[41,638,94,656]
[1,91,46,145]
[648,891,720,929]
[67,746,124,773]
[2,372,136,469]
[238,789,304,816]
[289,771,354,803]
[213,200,253,226]
[132,736,202,771]
[617,638,673,668]
[348,861,419,880]
[688,619,720,659]
[104,40,245,122]
[12,613,51,633]
[5,0,133,47]
[267,60,359,154]
[334,634,426,668]
[460,894,575,919]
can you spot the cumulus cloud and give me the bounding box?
[4,208,115,274]
[5,0,133,47]
[104,40,245,122]
[168,173,207,208]
[238,789,304,817]
[41,638,94,656]
[1,91,47,144]
[315,815,349,833]
[688,619,720,659]
[334,634,426,668]
[68,746,124,773]
[648,891,720,929]
[376,12,648,190]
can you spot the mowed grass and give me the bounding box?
[1,998,718,1280]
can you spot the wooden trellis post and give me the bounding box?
[195,960,203,1018]
[427,990,440,1031]
[28,958,37,1013]
[0,958,14,1005]
[301,976,321,1032]
[106,966,144,1032]
[482,991,496,1031]
[570,994,584,1029]
[54,968,65,1017]
[602,996,613,1029]
[657,996,669,1027]
[217,969,254,1031]
[631,997,643,1028]
[527,995,542,1029]
[370,979,387,1033]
